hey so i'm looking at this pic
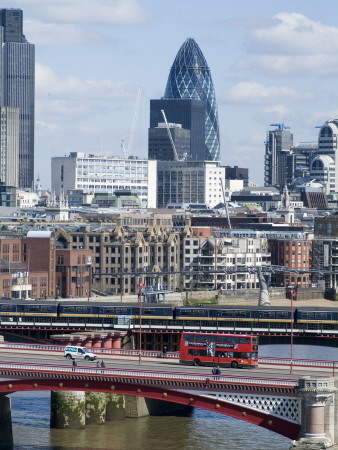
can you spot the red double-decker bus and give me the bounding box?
[179,332,258,369]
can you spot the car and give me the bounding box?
[64,346,97,361]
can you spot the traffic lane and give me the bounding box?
[3,347,336,376]
[0,352,334,380]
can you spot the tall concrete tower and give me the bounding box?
[264,124,293,188]
[0,8,35,189]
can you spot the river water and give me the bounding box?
[9,345,338,450]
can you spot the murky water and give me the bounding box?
[9,345,338,450]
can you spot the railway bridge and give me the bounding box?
[0,362,337,448]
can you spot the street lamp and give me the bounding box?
[290,286,294,374]
[86,255,92,302]
[137,279,145,364]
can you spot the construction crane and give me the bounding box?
[161,109,179,161]
[269,123,290,130]
[122,86,142,159]
[220,178,231,231]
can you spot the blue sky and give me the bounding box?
[9,0,338,189]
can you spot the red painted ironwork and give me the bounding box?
[0,364,300,440]
[0,376,300,439]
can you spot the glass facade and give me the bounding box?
[148,125,190,161]
[150,98,205,161]
[164,38,220,161]
[0,9,35,189]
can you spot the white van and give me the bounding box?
[64,346,97,361]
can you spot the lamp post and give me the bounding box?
[87,255,92,302]
[290,287,294,374]
[137,280,145,364]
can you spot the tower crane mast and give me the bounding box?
[122,86,142,158]
[161,109,179,162]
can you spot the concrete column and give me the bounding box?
[85,392,107,425]
[0,395,13,447]
[92,337,102,348]
[124,396,150,418]
[106,393,125,420]
[112,337,122,349]
[103,337,113,349]
[292,377,336,448]
[83,338,93,348]
[50,391,86,429]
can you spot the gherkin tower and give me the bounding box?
[164,38,220,161]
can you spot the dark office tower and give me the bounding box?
[164,38,220,161]
[149,99,204,160]
[148,123,190,161]
[0,9,35,189]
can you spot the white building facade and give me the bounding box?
[316,118,338,194]
[183,236,270,291]
[51,152,157,208]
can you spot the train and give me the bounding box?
[0,299,337,331]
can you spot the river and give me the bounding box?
[9,344,338,450]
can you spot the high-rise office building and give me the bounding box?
[0,9,35,189]
[157,160,225,208]
[285,142,318,185]
[264,124,293,188]
[0,106,19,187]
[149,99,205,161]
[148,122,190,161]
[163,38,220,161]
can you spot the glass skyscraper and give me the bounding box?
[164,38,220,161]
[0,9,35,189]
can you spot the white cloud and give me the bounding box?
[36,120,62,132]
[307,110,338,127]
[24,19,100,45]
[36,99,93,120]
[236,54,338,76]
[247,13,338,55]
[14,0,150,25]
[237,13,338,76]
[36,63,134,101]
[223,81,313,105]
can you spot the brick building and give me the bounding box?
[0,231,93,299]
[269,238,312,287]
[55,249,92,298]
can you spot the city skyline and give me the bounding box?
[9,0,338,190]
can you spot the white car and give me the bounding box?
[64,346,97,361]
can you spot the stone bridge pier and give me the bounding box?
[292,377,337,449]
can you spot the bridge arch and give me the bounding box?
[0,376,300,440]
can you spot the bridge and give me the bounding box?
[0,355,337,448]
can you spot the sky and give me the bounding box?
[8,0,338,189]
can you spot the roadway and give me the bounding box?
[0,348,336,381]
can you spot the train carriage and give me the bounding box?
[0,300,59,317]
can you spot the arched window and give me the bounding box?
[312,160,323,171]
[320,126,332,138]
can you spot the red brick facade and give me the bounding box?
[269,239,312,287]
[0,233,92,300]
